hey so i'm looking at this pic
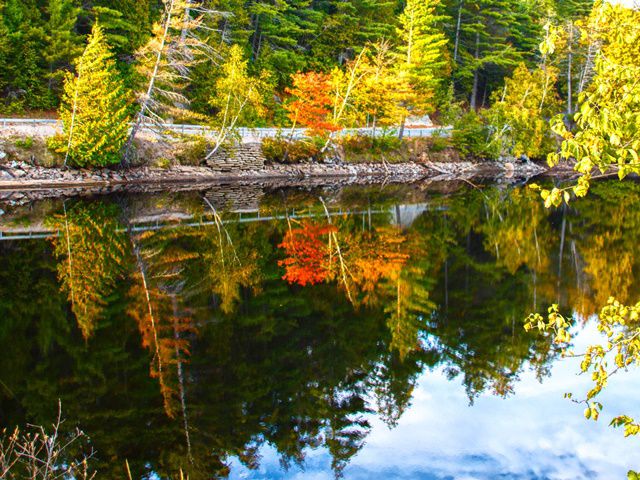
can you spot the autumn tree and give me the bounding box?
[353,42,412,132]
[278,221,337,286]
[56,22,131,167]
[285,72,341,138]
[538,2,640,206]
[205,45,270,159]
[485,63,562,159]
[125,0,226,158]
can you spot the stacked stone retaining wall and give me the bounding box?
[205,142,265,172]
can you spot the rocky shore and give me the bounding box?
[0,157,546,192]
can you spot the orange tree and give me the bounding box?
[285,72,341,137]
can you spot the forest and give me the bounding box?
[0,0,638,168]
[0,0,568,115]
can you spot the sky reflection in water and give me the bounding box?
[231,322,640,479]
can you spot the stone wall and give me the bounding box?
[205,142,265,172]
[204,184,264,212]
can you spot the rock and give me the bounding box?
[12,169,27,178]
[0,151,6,161]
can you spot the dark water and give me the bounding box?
[0,180,639,479]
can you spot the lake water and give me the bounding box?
[0,179,638,479]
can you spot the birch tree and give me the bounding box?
[125,0,228,160]
[205,45,269,159]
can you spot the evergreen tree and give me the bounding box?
[92,0,156,55]
[44,0,83,98]
[309,0,398,69]
[396,0,449,113]
[0,1,10,99]
[1,0,49,110]
[57,23,131,167]
[445,0,538,108]
[247,0,324,85]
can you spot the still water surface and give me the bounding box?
[0,180,638,479]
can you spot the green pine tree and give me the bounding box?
[58,23,131,167]
[309,0,398,70]
[247,0,324,85]
[92,0,155,56]
[397,0,449,113]
[1,0,49,111]
[445,0,539,108]
[44,0,83,98]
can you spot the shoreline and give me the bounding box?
[0,159,546,192]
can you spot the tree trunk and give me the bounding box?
[470,32,480,109]
[567,22,573,115]
[453,0,463,64]
[251,14,261,61]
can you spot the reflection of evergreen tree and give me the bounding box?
[417,188,560,401]
[46,200,129,339]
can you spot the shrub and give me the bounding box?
[262,137,324,164]
[175,135,208,165]
[339,133,403,155]
[154,157,172,169]
[451,111,498,160]
[425,134,450,153]
[14,137,34,149]
[337,133,408,163]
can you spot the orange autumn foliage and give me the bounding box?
[278,222,337,286]
[285,72,341,137]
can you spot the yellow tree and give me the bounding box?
[354,42,413,133]
[396,0,448,134]
[56,23,131,167]
[486,63,563,159]
[205,45,270,159]
[541,2,640,204]
[526,6,640,467]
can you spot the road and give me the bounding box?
[0,118,451,143]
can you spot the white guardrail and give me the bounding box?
[0,118,451,139]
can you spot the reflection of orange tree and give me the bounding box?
[278,221,409,298]
[279,216,437,359]
[278,222,337,286]
[47,201,128,339]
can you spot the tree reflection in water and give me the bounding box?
[0,180,637,478]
